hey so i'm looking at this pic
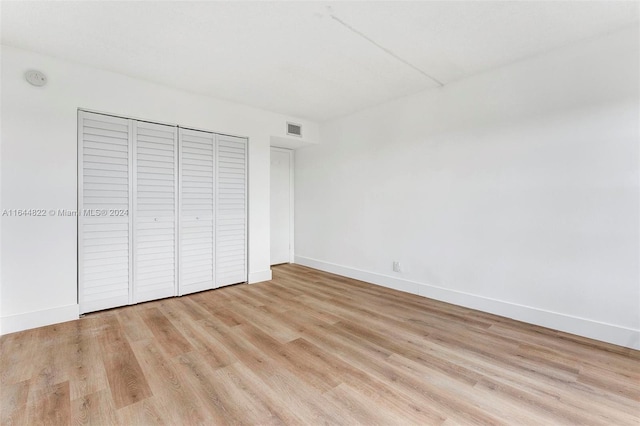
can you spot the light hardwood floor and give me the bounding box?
[1,264,638,425]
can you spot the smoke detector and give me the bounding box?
[25,70,47,87]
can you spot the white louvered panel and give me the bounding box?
[179,128,215,295]
[216,135,247,286]
[78,111,131,314]
[80,111,249,311]
[133,121,178,303]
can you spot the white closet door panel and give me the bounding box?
[182,274,213,284]
[80,112,250,311]
[83,258,129,272]
[135,281,175,294]
[183,276,213,285]
[184,222,212,232]
[217,272,245,284]
[182,237,213,247]
[84,153,128,163]
[133,121,177,303]
[134,240,175,249]
[216,135,247,287]
[137,126,175,139]
[179,128,215,296]
[83,243,129,253]
[183,139,213,147]
[84,249,128,260]
[182,280,213,289]
[83,281,129,295]
[182,143,212,153]
[137,268,175,280]
[85,270,129,282]
[182,156,213,165]
[182,259,213,269]
[78,112,131,314]
[217,248,245,258]
[182,244,214,253]
[84,141,128,152]
[216,243,245,251]
[136,253,174,264]
[137,142,174,152]
[84,183,129,192]
[83,172,128,182]
[182,246,213,255]
[181,233,213,242]
[135,257,175,269]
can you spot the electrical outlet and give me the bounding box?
[392,261,401,273]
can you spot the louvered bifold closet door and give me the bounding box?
[78,111,132,314]
[216,135,248,286]
[133,121,178,303]
[179,128,215,295]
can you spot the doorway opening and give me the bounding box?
[270,147,294,265]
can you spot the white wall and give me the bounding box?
[0,45,318,334]
[295,27,640,349]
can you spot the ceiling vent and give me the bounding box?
[287,122,302,137]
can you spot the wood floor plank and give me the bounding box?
[116,398,166,425]
[423,331,640,422]
[216,361,310,425]
[236,324,341,392]
[257,369,359,425]
[132,340,214,424]
[209,363,285,425]
[196,324,360,423]
[98,316,153,409]
[173,351,240,424]
[578,364,640,402]
[27,381,70,426]
[1,380,30,425]
[1,264,638,425]
[115,307,154,343]
[293,338,446,423]
[159,301,237,370]
[0,330,38,386]
[29,324,76,391]
[170,297,214,322]
[228,300,301,343]
[323,382,424,426]
[138,307,194,357]
[68,318,110,400]
[71,389,119,426]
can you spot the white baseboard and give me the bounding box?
[0,269,275,334]
[295,256,640,350]
[1,304,80,335]
[248,269,273,284]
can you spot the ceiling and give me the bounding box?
[2,1,638,122]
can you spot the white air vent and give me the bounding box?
[287,122,302,137]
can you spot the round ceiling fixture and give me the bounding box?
[25,70,47,87]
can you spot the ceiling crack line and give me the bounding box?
[328,10,444,87]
